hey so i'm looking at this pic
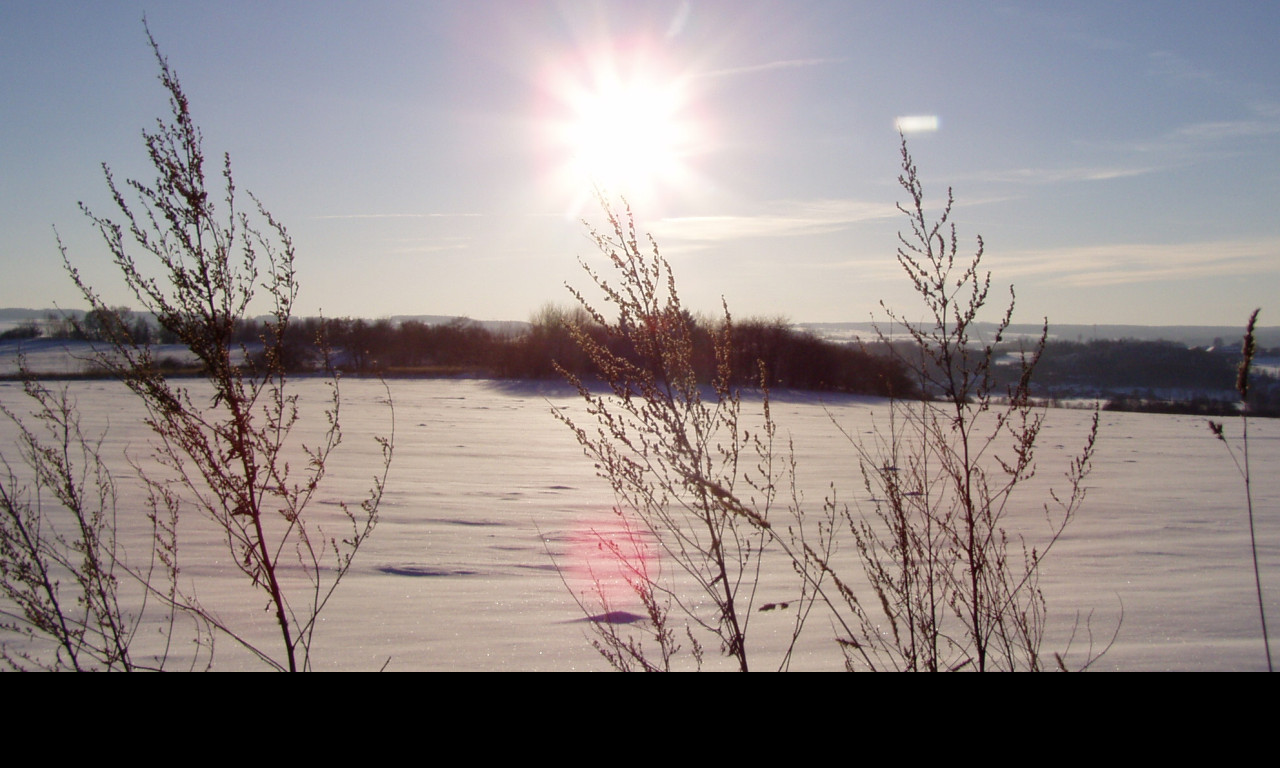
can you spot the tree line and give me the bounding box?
[6,304,913,396]
[991,337,1280,416]
[13,308,1277,412]
[303,307,915,397]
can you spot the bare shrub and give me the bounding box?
[553,200,831,671]
[825,137,1102,671]
[7,27,394,671]
[1,375,211,671]
[557,138,1103,671]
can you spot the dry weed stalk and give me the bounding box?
[828,137,1101,671]
[554,142,1104,671]
[18,27,394,671]
[553,199,831,671]
[1208,308,1271,672]
[1,375,212,671]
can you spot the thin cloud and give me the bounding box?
[699,57,843,79]
[383,234,473,255]
[651,199,899,244]
[313,213,482,220]
[1168,119,1280,142]
[1092,71,1280,157]
[999,237,1280,287]
[973,165,1157,184]
[1147,50,1220,89]
[387,242,470,255]
[1092,115,1280,158]
[995,6,1130,54]
[650,194,1016,250]
[1249,100,1280,120]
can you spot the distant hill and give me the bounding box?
[387,315,531,336]
[0,309,52,321]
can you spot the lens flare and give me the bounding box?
[895,115,940,133]
[562,511,658,615]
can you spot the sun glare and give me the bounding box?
[568,79,683,196]
[543,42,701,215]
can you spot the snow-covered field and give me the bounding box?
[0,338,238,376]
[2,377,1276,671]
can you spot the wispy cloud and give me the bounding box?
[648,193,1019,252]
[995,6,1130,54]
[1086,111,1280,159]
[382,234,472,255]
[1146,50,1220,90]
[972,165,1157,184]
[1113,52,1280,155]
[999,237,1280,287]
[1003,104,1280,186]
[650,198,898,245]
[312,213,482,220]
[698,57,843,79]
[1167,118,1280,142]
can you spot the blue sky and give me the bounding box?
[2,1,1277,326]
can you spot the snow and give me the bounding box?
[1,377,1275,671]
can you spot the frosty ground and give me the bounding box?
[1,376,1275,671]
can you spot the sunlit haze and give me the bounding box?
[2,1,1277,327]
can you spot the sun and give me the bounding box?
[543,42,701,214]
[566,77,686,198]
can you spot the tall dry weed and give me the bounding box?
[1,26,393,671]
[822,137,1102,671]
[1208,308,1271,672]
[556,138,1106,671]
[553,198,836,671]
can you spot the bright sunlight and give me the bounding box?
[542,41,701,215]
[567,77,686,194]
